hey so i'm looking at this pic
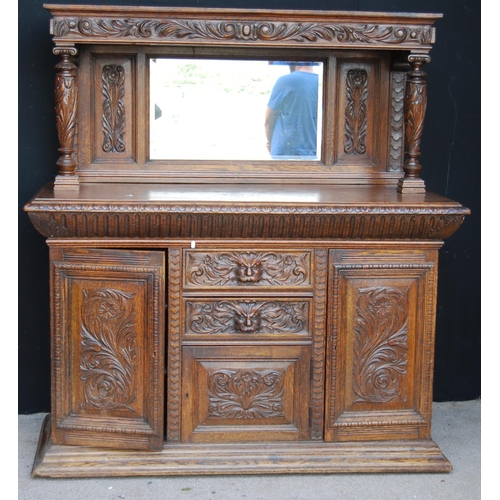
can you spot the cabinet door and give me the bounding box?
[325,248,439,442]
[50,248,165,450]
[181,345,311,443]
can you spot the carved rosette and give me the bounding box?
[344,69,368,155]
[53,18,434,48]
[80,288,137,410]
[352,286,409,404]
[101,65,126,153]
[207,369,285,419]
[53,46,78,178]
[185,251,310,287]
[186,300,308,335]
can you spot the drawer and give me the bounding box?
[184,298,311,337]
[183,250,312,289]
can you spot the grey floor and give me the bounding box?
[19,400,480,500]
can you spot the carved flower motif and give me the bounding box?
[98,299,119,320]
[370,296,394,317]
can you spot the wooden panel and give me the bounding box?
[50,248,165,450]
[334,55,390,169]
[325,248,438,442]
[181,345,311,442]
[91,54,136,164]
[183,250,312,289]
[184,298,310,337]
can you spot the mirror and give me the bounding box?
[150,59,323,161]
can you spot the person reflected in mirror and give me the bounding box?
[265,62,319,159]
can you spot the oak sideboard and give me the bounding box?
[25,4,469,477]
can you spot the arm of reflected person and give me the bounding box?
[265,106,277,153]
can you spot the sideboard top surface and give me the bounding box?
[25,183,469,241]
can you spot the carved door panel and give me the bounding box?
[181,345,311,443]
[49,248,165,450]
[325,247,439,442]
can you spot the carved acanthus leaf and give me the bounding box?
[344,69,368,155]
[186,251,310,287]
[352,286,409,404]
[207,369,285,419]
[80,288,137,410]
[53,18,433,47]
[101,65,126,153]
[186,300,308,335]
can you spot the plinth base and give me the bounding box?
[32,415,452,478]
[398,176,426,194]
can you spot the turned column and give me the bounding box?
[53,46,79,190]
[398,54,431,194]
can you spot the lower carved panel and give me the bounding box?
[352,286,409,404]
[207,369,285,420]
[80,288,138,411]
[181,345,311,443]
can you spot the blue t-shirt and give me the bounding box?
[267,71,318,157]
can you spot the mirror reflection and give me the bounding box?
[150,59,323,161]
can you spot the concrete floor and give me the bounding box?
[18,400,480,500]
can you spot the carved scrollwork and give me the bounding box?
[101,65,126,153]
[352,286,409,404]
[186,300,309,335]
[185,251,310,287]
[344,69,368,155]
[80,288,137,410]
[207,369,285,419]
[53,18,433,47]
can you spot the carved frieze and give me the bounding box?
[80,288,137,410]
[352,286,409,404]
[207,369,285,419]
[101,65,126,153]
[344,69,368,155]
[186,300,309,335]
[52,17,434,49]
[26,204,469,240]
[185,251,311,287]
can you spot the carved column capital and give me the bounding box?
[407,53,431,67]
[53,45,78,57]
[398,53,431,194]
[53,45,79,190]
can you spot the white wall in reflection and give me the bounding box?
[148,190,321,203]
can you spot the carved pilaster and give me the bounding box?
[398,54,430,194]
[53,46,79,190]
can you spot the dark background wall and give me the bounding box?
[18,0,480,413]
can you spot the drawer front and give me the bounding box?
[183,250,312,289]
[184,298,311,337]
[181,345,311,442]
